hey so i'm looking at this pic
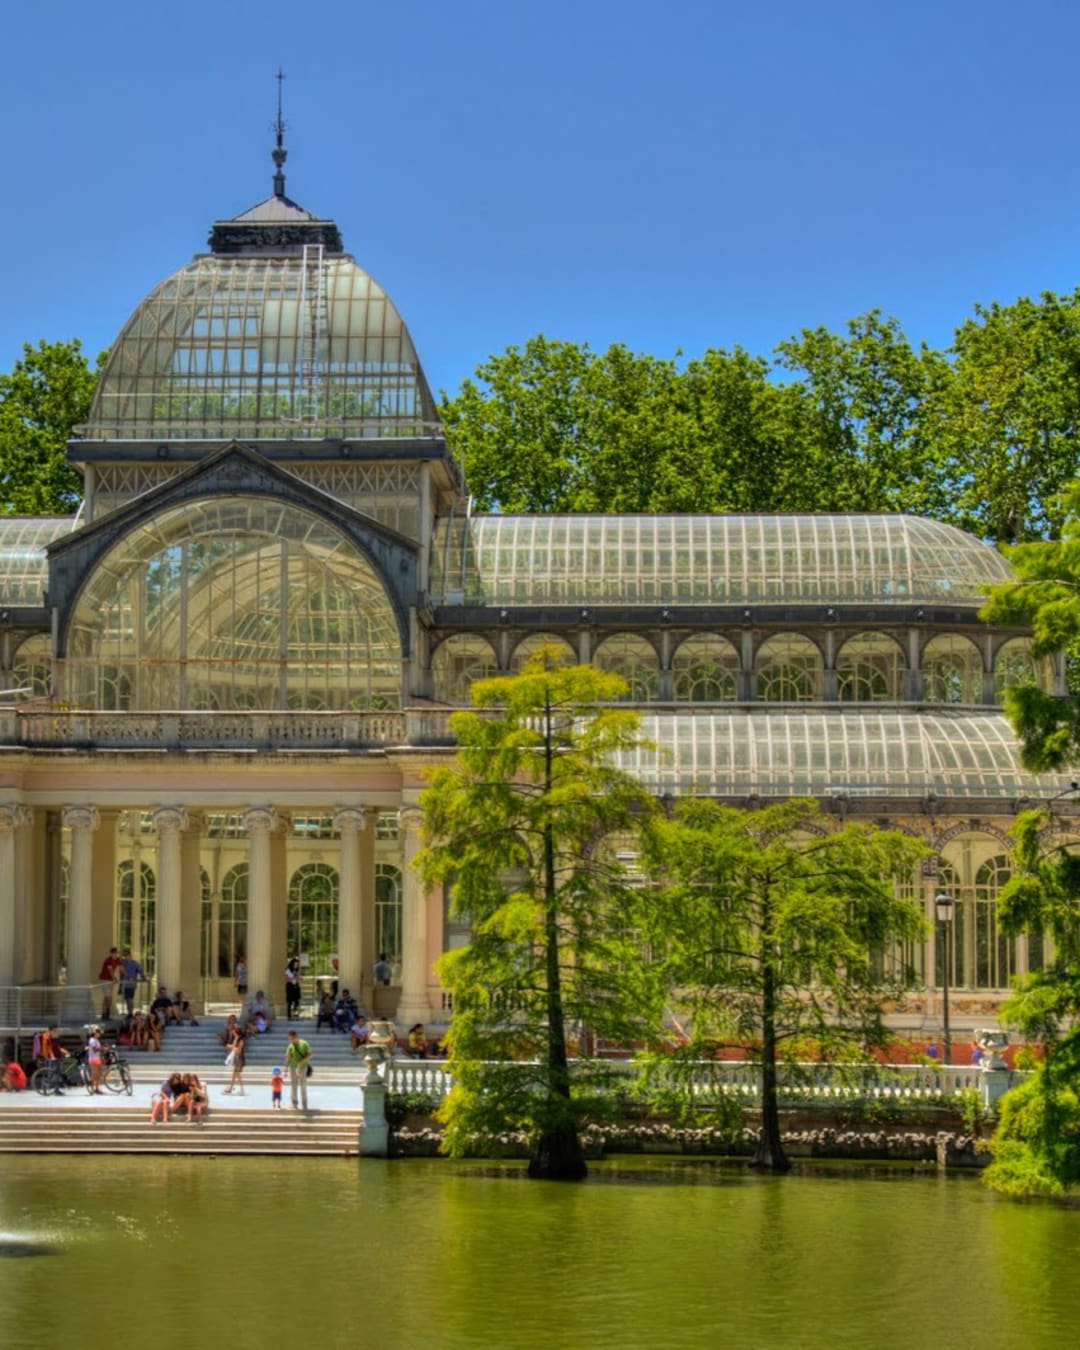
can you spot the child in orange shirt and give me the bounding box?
[270,1066,284,1108]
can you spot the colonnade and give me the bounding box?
[0,799,435,1027]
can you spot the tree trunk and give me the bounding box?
[528,1120,588,1180]
[752,896,791,1173]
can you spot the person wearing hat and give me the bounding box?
[269,1065,284,1109]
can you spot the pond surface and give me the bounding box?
[0,1155,1076,1350]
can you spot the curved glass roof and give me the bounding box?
[430,514,1012,607]
[82,254,439,442]
[0,518,76,605]
[614,709,1069,798]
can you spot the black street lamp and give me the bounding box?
[935,893,954,1065]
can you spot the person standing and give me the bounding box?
[223,1025,246,1096]
[119,949,146,1016]
[284,958,302,1021]
[285,1028,311,1111]
[373,953,392,987]
[96,947,121,1018]
[86,1027,105,1093]
[234,956,248,999]
[269,1065,284,1109]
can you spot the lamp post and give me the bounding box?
[935,893,954,1066]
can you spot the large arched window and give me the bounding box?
[755,634,823,702]
[592,633,660,701]
[11,633,51,700]
[936,842,1014,991]
[288,863,340,988]
[921,635,983,704]
[65,498,402,711]
[204,863,247,980]
[836,632,905,702]
[375,863,403,976]
[993,637,1052,701]
[431,634,499,703]
[509,633,576,672]
[672,635,739,702]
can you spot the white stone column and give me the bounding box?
[0,805,31,986]
[153,807,188,994]
[333,807,368,1004]
[244,807,277,1006]
[395,804,431,1027]
[62,805,99,990]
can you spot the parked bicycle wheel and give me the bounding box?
[30,1066,59,1095]
[102,1063,133,1095]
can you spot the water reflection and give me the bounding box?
[0,1156,1076,1350]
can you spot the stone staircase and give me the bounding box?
[0,1104,363,1155]
[119,1018,369,1086]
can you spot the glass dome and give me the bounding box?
[64,497,402,711]
[81,252,439,442]
[430,514,1013,607]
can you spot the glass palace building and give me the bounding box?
[0,162,1072,1034]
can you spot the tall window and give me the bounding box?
[375,863,403,976]
[116,859,157,978]
[993,637,1052,701]
[936,843,1014,991]
[288,863,339,984]
[12,633,51,700]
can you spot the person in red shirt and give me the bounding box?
[97,946,122,1018]
[1,1062,27,1091]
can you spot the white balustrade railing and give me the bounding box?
[384,1058,1013,1106]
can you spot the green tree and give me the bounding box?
[440,336,827,515]
[982,809,1080,1198]
[0,339,105,514]
[417,649,663,1181]
[638,799,928,1172]
[924,292,1080,544]
[775,310,947,519]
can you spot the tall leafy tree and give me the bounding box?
[417,650,663,1181]
[0,339,104,515]
[639,799,927,1172]
[982,809,1080,1198]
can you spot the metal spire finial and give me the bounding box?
[271,68,288,198]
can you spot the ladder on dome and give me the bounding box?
[296,243,328,424]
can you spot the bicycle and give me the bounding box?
[30,1050,91,1096]
[101,1045,134,1096]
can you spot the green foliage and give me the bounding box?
[0,339,105,514]
[418,648,666,1178]
[985,1064,1080,1199]
[385,1090,442,1128]
[638,799,928,1170]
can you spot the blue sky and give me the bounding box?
[3,1,1079,397]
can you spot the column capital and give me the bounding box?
[151,806,189,835]
[333,806,375,834]
[63,805,100,832]
[243,806,278,835]
[397,805,425,836]
[0,804,32,831]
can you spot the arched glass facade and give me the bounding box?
[12,633,52,699]
[993,637,1052,700]
[288,863,339,987]
[65,498,402,711]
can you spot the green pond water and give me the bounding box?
[0,1155,1076,1350]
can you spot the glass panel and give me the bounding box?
[287,864,339,992]
[993,637,1053,700]
[375,863,402,977]
[0,518,75,606]
[755,634,823,702]
[431,634,499,704]
[592,633,660,701]
[922,635,983,705]
[672,635,739,702]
